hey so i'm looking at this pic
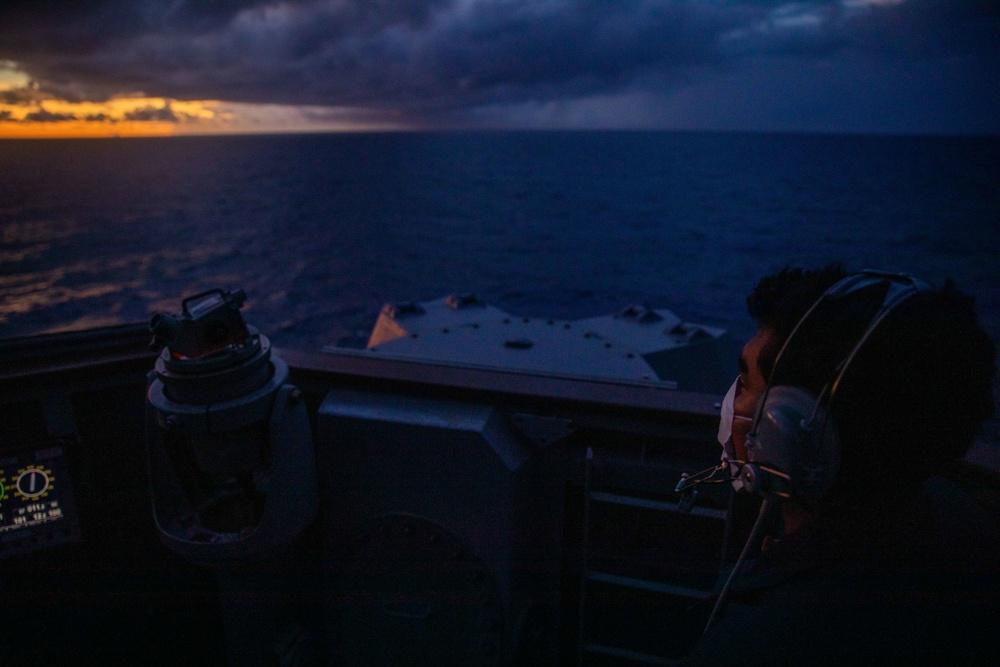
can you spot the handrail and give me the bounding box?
[0,323,723,423]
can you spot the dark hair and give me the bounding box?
[746,263,848,379]
[832,281,996,487]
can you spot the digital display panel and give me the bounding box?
[0,442,81,557]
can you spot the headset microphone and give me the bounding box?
[674,464,725,512]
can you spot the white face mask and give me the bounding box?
[717,376,739,447]
[718,376,745,490]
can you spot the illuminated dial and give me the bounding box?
[0,469,5,505]
[14,466,53,500]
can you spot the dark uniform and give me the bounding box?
[683,463,1000,665]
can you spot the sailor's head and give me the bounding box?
[724,265,848,461]
[731,265,996,503]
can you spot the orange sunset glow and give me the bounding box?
[0,96,221,138]
[0,64,408,138]
[0,96,409,138]
[1,63,214,137]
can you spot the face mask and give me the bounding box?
[718,376,746,491]
[717,376,739,447]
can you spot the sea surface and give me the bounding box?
[2,131,998,357]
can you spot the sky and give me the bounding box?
[0,0,997,138]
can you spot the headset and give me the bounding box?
[695,269,930,635]
[738,270,930,504]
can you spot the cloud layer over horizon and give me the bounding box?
[1,0,998,134]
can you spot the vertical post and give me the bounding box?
[577,446,594,667]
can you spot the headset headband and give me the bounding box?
[749,269,930,444]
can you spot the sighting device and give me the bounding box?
[145,288,317,564]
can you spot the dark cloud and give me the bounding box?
[0,110,11,120]
[718,0,999,60]
[123,102,180,122]
[23,108,77,122]
[0,0,997,132]
[416,2,732,104]
[0,88,38,104]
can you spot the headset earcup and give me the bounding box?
[748,386,840,503]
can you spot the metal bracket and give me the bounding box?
[511,413,576,448]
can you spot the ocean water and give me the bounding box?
[1,131,998,355]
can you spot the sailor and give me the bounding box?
[717,265,848,484]
[685,265,1000,665]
